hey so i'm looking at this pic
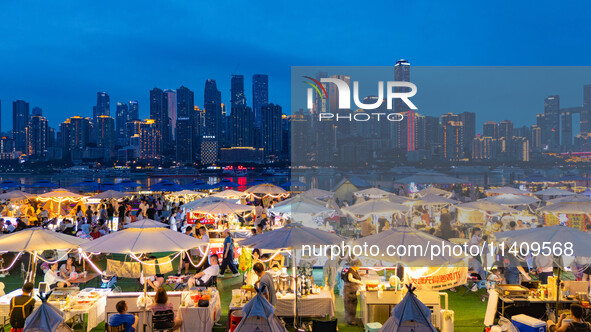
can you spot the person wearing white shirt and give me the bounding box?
[44,262,70,288]
[169,214,177,232]
[534,254,554,284]
[188,255,220,287]
[4,220,14,233]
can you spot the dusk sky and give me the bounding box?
[1,0,591,130]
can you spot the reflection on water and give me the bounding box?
[0,174,290,192]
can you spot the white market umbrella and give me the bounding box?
[80,227,207,254]
[414,194,458,206]
[212,190,246,199]
[537,201,591,214]
[301,188,334,200]
[353,187,393,199]
[37,188,86,215]
[124,219,168,229]
[269,201,333,216]
[455,201,519,214]
[388,195,416,205]
[38,188,85,200]
[414,187,452,198]
[0,227,88,252]
[0,227,89,282]
[244,183,289,197]
[342,199,409,219]
[0,191,34,201]
[188,201,254,216]
[486,187,530,196]
[269,201,334,228]
[547,195,591,205]
[482,193,540,206]
[273,194,326,208]
[534,188,575,197]
[182,196,237,211]
[91,190,128,200]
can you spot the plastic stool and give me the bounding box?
[365,322,382,332]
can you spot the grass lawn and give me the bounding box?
[1,255,489,331]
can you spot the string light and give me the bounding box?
[0,252,23,272]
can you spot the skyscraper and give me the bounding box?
[149,87,170,155]
[164,90,176,140]
[542,95,560,150]
[483,121,499,139]
[394,60,411,115]
[115,102,129,140]
[27,115,48,159]
[230,76,254,147]
[12,100,29,153]
[231,75,246,107]
[231,105,254,147]
[128,100,139,120]
[96,115,115,154]
[460,112,476,153]
[252,74,268,128]
[443,121,464,160]
[60,116,92,160]
[261,103,283,157]
[499,120,514,139]
[139,119,162,160]
[176,86,195,163]
[204,79,222,141]
[94,92,110,118]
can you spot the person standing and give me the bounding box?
[253,262,277,306]
[9,282,35,332]
[218,229,240,277]
[343,259,364,326]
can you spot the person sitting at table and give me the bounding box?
[547,303,591,332]
[253,262,277,306]
[150,287,182,329]
[9,282,35,332]
[187,255,220,288]
[44,262,71,288]
[59,257,76,280]
[109,300,138,332]
[89,226,101,240]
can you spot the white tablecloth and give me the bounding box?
[178,291,221,332]
[0,288,109,332]
[275,290,334,317]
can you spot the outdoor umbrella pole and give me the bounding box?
[292,248,298,329]
[556,268,561,315]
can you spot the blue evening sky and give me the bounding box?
[0,0,590,131]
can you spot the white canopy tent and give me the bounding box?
[482,193,540,206]
[353,187,393,199]
[485,187,530,196]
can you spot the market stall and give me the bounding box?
[238,224,345,328]
[352,226,465,329]
[0,227,89,282]
[79,227,208,332]
[37,188,87,218]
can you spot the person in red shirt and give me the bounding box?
[89,226,101,240]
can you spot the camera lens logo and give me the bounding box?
[303,76,328,109]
